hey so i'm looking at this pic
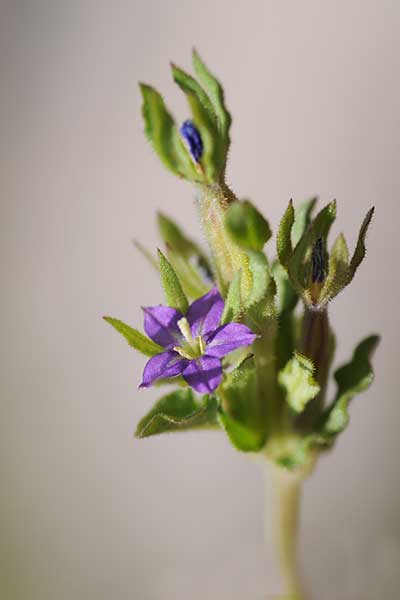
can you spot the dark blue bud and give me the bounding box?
[311,237,325,284]
[180,120,203,163]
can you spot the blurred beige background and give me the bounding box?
[1,1,399,598]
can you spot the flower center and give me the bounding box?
[174,317,206,360]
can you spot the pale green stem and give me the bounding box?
[267,466,309,600]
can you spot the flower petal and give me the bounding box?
[205,323,257,358]
[183,356,222,394]
[140,351,187,388]
[143,305,182,348]
[186,287,224,337]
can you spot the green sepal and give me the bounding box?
[103,317,163,356]
[135,389,218,438]
[217,356,267,452]
[221,270,242,324]
[278,351,320,413]
[291,197,317,247]
[272,261,298,315]
[347,207,375,283]
[192,49,231,146]
[158,249,189,313]
[318,233,349,305]
[322,335,379,435]
[277,200,295,267]
[226,200,272,252]
[139,83,196,180]
[171,63,221,183]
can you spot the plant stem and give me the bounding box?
[267,466,309,600]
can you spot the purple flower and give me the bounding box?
[140,287,257,394]
[180,120,203,163]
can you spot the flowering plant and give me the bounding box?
[105,51,379,598]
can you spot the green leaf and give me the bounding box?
[319,233,349,305]
[245,250,271,308]
[171,63,221,182]
[135,389,218,438]
[139,84,196,180]
[221,270,242,324]
[192,49,231,144]
[278,351,320,413]
[157,212,212,278]
[103,317,163,356]
[226,200,272,252]
[277,200,295,267]
[347,207,375,283]
[217,356,267,452]
[158,249,189,313]
[291,197,317,247]
[167,250,210,299]
[323,335,379,434]
[272,261,298,315]
[218,409,265,452]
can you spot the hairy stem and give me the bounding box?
[267,466,309,600]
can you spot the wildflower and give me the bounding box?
[140,287,257,393]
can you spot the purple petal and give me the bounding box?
[143,305,182,348]
[186,287,224,337]
[205,323,257,358]
[183,356,222,394]
[140,351,187,388]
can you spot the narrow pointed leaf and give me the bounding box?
[103,317,163,356]
[158,249,189,313]
[278,351,320,413]
[277,200,295,267]
[347,207,375,283]
[135,389,218,438]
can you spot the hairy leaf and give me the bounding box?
[278,351,320,413]
[135,389,218,438]
[158,249,189,313]
[323,335,379,434]
[103,317,163,356]
[139,84,196,179]
[277,200,295,267]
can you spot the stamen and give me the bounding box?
[177,317,194,345]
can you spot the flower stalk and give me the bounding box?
[269,465,309,600]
